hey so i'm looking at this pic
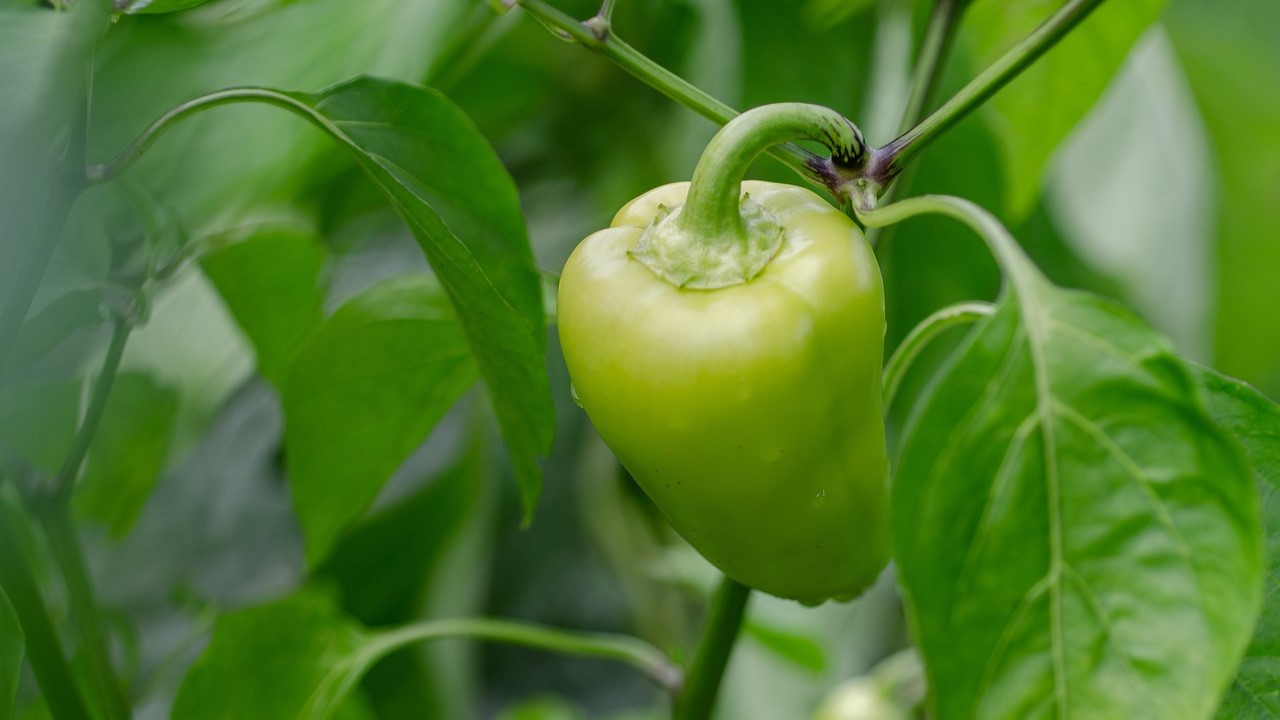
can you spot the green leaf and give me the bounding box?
[962,0,1166,217]
[200,226,328,389]
[1189,366,1280,718]
[73,372,179,537]
[258,77,553,523]
[89,0,472,236]
[0,380,80,475]
[316,437,489,719]
[0,587,21,720]
[117,0,215,14]
[1045,30,1214,357]
[494,696,585,720]
[283,274,477,565]
[1166,0,1280,396]
[744,621,826,674]
[895,279,1262,718]
[172,590,372,720]
[0,290,103,383]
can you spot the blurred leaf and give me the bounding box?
[1047,29,1213,358]
[0,290,103,384]
[118,0,217,14]
[802,0,877,30]
[0,380,80,475]
[284,274,476,565]
[744,621,825,674]
[89,0,471,235]
[318,430,483,622]
[263,76,553,523]
[494,696,585,720]
[1166,0,1280,396]
[0,1,107,350]
[171,590,371,720]
[200,226,328,388]
[895,280,1261,718]
[74,372,179,537]
[738,0,874,112]
[317,434,488,719]
[961,0,1165,217]
[1189,366,1280,718]
[0,587,20,720]
[117,268,255,454]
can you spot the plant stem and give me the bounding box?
[50,314,132,503]
[18,313,137,720]
[673,576,751,720]
[882,301,994,408]
[868,0,1108,185]
[88,87,318,182]
[853,193,1042,295]
[867,0,964,251]
[896,0,964,140]
[0,502,94,720]
[513,0,833,188]
[361,617,682,692]
[38,504,132,720]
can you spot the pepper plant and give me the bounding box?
[0,0,1277,719]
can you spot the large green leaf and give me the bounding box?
[961,0,1165,217]
[74,372,179,537]
[895,269,1262,717]
[171,590,373,720]
[1191,366,1280,718]
[0,588,20,720]
[200,226,328,389]
[263,77,553,524]
[283,274,476,565]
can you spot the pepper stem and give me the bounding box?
[683,103,866,240]
[630,103,867,290]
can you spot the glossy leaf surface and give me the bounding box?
[896,275,1262,718]
[283,274,476,564]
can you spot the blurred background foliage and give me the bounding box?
[0,0,1277,717]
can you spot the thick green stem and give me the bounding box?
[673,577,751,720]
[869,0,1108,185]
[0,503,93,720]
[361,618,681,692]
[513,0,834,188]
[682,103,865,241]
[883,301,995,408]
[18,314,137,719]
[38,505,131,720]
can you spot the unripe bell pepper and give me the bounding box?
[557,105,890,604]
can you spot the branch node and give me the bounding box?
[583,15,610,42]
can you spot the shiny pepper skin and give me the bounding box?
[557,180,890,604]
